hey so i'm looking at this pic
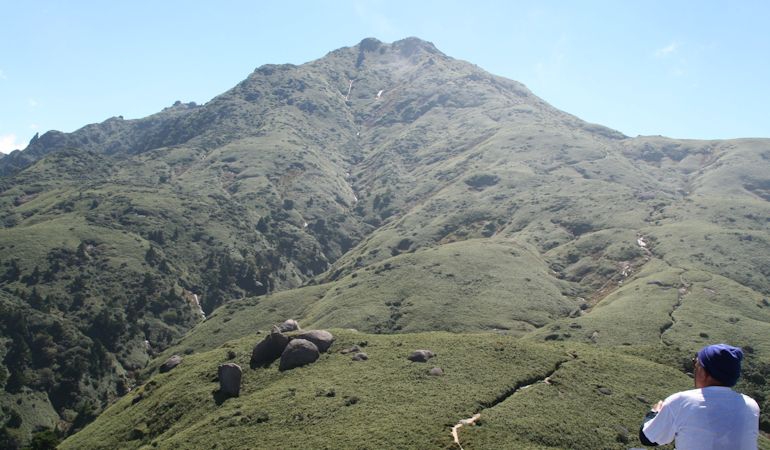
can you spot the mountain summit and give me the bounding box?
[1,38,769,448]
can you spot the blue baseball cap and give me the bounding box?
[697,344,743,387]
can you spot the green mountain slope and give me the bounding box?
[61,331,700,450]
[1,37,769,447]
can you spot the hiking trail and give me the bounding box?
[450,354,576,449]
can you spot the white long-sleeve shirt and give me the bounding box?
[642,386,760,450]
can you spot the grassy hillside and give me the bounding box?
[63,330,738,450]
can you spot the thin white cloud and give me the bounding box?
[0,134,25,154]
[28,98,39,108]
[655,42,678,58]
[29,123,40,131]
[0,69,6,80]
[534,34,568,80]
[353,0,398,37]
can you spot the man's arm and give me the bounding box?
[639,399,677,446]
[639,410,660,446]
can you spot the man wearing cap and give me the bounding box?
[639,343,760,449]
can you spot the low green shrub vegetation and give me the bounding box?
[62,331,730,450]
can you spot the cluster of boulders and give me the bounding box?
[156,321,445,401]
[340,344,368,361]
[250,320,335,372]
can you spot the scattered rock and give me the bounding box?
[160,355,183,373]
[636,395,650,404]
[250,326,290,368]
[429,367,444,376]
[316,388,336,397]
[279,339,320,371]
[407,350,435,362]
[351,352,368,361]
[218,363,242,397]
[296,330,335,353]
[129,423,148,440]
[277,319,300,332]
[614,425,630,444]
[636,191,656,201]
[227,350,237,360]
[597,387,612,396]
[340,345,361,355]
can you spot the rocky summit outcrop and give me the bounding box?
[218,363,242,397]
[407,350,435,363]
[159,355,183,373]
[279,339,320,371]
[295,330,334,353]
[250,326,290,368]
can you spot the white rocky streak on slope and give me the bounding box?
[192,294,205,319]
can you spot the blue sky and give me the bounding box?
[1,0,769,154]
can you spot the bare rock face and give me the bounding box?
[277,319,300,333]
[250,326,290,368]
[295,330,334,353]
[279,339,319,371]
[407,350,435,363]
[218,363,242,397]
[159,355,183,373]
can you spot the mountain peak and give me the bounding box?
[391,36,443,56]
[355,36,444,58]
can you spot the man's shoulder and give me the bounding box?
[740,393,761,412]
[665,388,702,403]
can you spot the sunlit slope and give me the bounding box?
[158,239,576,360]
[62,331,705,450]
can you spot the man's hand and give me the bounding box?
[651,400,664,412]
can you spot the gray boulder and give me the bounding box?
[159,355,183,373]
[598,386,613,396]
[407,350,435,362]
[250,326,290,368]
[218,363,242,397]
[340,345,361,355]
[429,367,444,376]
[296,330,334,353]
[277,319,300,332]
[279,339,319,371]
[352,352,369,361]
